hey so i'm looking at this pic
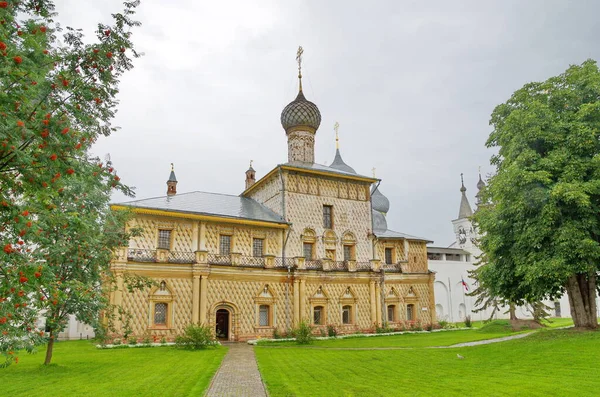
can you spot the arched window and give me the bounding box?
[313,305,324,325]
[342,232,356,262]
[407,304,415,321]
[436,304,444,320]
[149,280,174,329]
[342,305,352,324]
[387,305,396,322]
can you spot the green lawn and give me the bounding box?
[0,340,227,397]
[256,328,599,397]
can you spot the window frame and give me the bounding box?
[154,302,168,325]
[220,234,232,255]
[313,305,325,325]
[258,304,270,327]
[323,205,333,229]
[303,242,314,260]
[252,238,264,258]
[157,229,172,250]
[406,304,415,321]
[387,304,396,322]
[343,245,355,261]
[384,247,394,264]
[342,305,353,325]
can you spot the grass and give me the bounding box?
[256,326,599,396]
[0,340,227,397]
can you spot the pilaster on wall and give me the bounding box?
[375,282,382,326]
[370,281,376,326]
[299,279,306,322]
[192,222,199,252]
[199,222,207,251]
[200,275,208,325]
[112,266,126,332]
[192,275,200,324]
[293,279,300,325]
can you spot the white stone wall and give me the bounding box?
[429,257,575,322]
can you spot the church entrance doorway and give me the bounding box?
[215,309,230,340]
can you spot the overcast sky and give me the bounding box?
[55,0,600,246]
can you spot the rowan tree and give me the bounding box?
[0,0,142,366]
[475,59,600,329]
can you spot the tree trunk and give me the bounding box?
[509,303,518,320]
[44,330,55,365]
[566,273,598,329]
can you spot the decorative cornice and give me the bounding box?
[110,205,289,229]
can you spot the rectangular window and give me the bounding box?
[323,205,333,229]
[407,304,414,321]
[154,303,167,325]
[220,235,231,255]
[313,306,323,325]
[253,238,264,257]
[157,229,171,250]
[342,305,352,324]
[385,248,393,264]
[259,305,270,326]
[303,242,313,260]
[343,245,353,261]
[387,305,395,322]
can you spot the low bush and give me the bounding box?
[464,315,473,328]
[128,338,137,345]
[327,325,337,337]
[175,324,218,350]
[292,321,314,344]
[376,325,394,334]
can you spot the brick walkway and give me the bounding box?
[205,343,268,397]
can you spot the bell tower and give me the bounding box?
[167,163,177,196]
[280,47,322,163]
[245,160,256,190]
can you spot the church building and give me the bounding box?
[109,50,435,341]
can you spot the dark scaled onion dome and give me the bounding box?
[280,90,322,131]
[371,186,390,214]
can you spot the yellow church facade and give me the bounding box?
[109,54,435,342]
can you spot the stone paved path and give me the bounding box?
[258,332,536,351]
[441,331,534,348]
[205,343,267,397]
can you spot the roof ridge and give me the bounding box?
[116,190,245,205]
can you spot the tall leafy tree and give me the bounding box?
[475,60,600,329]
[0,0,142,366]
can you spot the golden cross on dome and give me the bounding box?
[334,122,340,149]
[296,46,304,91]
[372,167,376,178]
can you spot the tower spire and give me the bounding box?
[296,46,304,92]
[458,173,473,218]
[476,166,486,205]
